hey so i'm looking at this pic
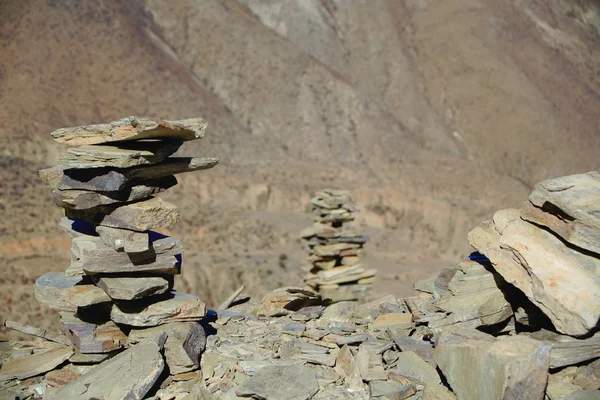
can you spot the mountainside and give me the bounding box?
[1,0,600,337]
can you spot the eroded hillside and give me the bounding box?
[1,0,600,338]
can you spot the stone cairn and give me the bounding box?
[5,117,218,396]
[302,189,376,302]
[3,164,600,398]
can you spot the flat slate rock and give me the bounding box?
[436,329,550,400]
[0,346,73,381]
[468,208,600,336]
[66,196,180,232]
[96,225,150,252]
[59,313,127,354]
[234,365,319,400]
[57,140,182,169]
[95,276,171,300]
[50,116,207,146]
[521,171,600,255]
[40,157,219,191]
[111,291,206,327]
[49,332,167,400]
[526,330,600,369]
[69,231,182,276]
[34,272,111,312]
[255,287,324,317]
[51,175,177,210]
[129,322,206,374]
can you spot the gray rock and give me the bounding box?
[527,330,600,369]
[468,208,600,336]
[521,171,600,255]
[34,272,111,312]
[50,332,167,400]
[395,351,441,385]
[59,313,127,354]
[294,352,336,367]
[434,259,512,329]
[68,232,182,276]
[435,329,550,400]
[566,390,600,400]
[129,322,206,374]
[369,380,417,399]
[0,346,73,381]
[234,365,319,400]
[47,157,218,193]
[95,225,150,252]
[255,287,323,317]
[65,196,180,232]
[334,345,365,391]
[574,358,600,390]
[50,116,207,146]
[356,344,387,381]
[95,276,171,300]
[391,336,435,365]
[51,175,177,210]
[110,291,206,327]
[57,140,182,169]
[291,305,326,321]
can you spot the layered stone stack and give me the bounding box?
[31,117,215,388]
[302,189,376,302]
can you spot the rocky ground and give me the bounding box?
[2,0,600,340]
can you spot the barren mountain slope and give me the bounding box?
[1,0,599,338]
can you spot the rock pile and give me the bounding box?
[1,117,218,398]
[302,189,376,302]
[2,161,600,399]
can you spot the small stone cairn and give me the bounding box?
[6,117,218,396]
[302,189,376,302]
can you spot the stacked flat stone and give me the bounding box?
[34,116,216,368]
[302,189,376,302]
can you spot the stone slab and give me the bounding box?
[436,329,550,400]
[234,365,319,400]
[65,196,180,232]
[57,140,182,169]
[49,332,167,400]
[0,346,73,381]
[521,171,600,255]
[59,313,127,353]
[96,225,150,252]
[468,209,600,336]
[95,276,171,300]
[52,175,177,210]
[40,157,218,191]
[34,272,111,312]
[50,116,207,146]
[68,232,182,275]
[110,291,206,327]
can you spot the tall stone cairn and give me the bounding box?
[302,189,376,302]
[36,117,217,368]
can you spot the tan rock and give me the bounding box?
[50,116,207,146]
[0,346,73,381]
[57,140,182,169]
[468,209,600,336]
[521,171,600,255]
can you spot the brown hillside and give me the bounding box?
[1,0,600,338]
